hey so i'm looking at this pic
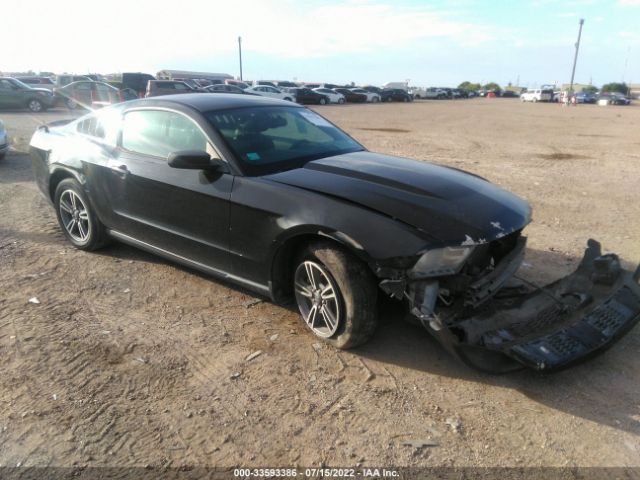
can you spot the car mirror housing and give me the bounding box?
[167,150,227,172]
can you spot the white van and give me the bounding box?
[520,88,553,102]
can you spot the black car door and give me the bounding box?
[104,108,233,272]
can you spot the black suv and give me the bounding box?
[381,89,413,102]
[289,88,330,105]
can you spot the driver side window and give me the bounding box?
[122,110,209,158]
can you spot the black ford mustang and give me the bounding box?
[30,94,640,372]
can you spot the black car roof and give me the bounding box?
[121,93,301,112]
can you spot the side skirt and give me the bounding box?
[107,229,271,297]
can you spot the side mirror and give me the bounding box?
[168,150,227,172]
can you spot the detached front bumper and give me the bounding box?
[408,240,640,372]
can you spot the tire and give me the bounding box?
[533,98,538,103]
[403,97,410,102]
[27,99,44,113]
[66,98,78,110]
[0,152,5,161]
[338,98,345,104]
[54,178,109,251]
[372,96,379,103]
[319,97,327,105]
[293,241,378,349]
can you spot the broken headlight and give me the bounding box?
[410,246,474,278]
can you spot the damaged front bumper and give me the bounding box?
[399,239,640,373]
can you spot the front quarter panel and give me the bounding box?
[229,176,432,288]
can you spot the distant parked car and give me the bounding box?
[312,88,345,104]
[575,92,597,104]
[245,86,294,102]
[500,90,520,98]
[275,81,298,88]
[289,87,330,105]
[16,76,56,90]
[362,86,383,95]
[145,80,202,98]
[0,77,56,112]
[55,75,92,88]
[57,81,131,109]
[252,80,278,88]
[122,73,156,97]
[0,119,8,160]
[424,87,448,99]
[334,88,367,103]
[349,88,380,103]
[225,80,250,89]
[171,78,205,90]
[597,92,631,105]
[205,84,253,95]
[381,89,413,102]
[520,89,553,102]
[409,87,426,99]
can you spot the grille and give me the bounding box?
[586,287,640,336]
[544,332,584,357]
[510,303,565,337]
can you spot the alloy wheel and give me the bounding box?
[59,190,91,243]
[28,100,42,112]
[294,260,341,338]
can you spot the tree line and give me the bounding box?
[457,81,631,94]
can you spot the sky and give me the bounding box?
[3,0,639,88]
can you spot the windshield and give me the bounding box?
[205,106,364,175]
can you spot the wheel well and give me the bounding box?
[270,234,364,304]
[49,170,75,200]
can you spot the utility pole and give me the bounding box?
[568,18,584,99]
[238,36,243,81]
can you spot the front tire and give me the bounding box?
[319,97,327,105]
[293,242,378,349]
[54,178,109,251]
[338,98,345,104]
[66,98,78,110]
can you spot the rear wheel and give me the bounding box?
[27,99,44,112]
[66,98,78,110]
[319,97,327,105]
[54,178,109,251]
[293,242,378,349]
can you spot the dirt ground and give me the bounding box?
[1,99,639,471]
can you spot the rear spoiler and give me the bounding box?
[37,119,75,133]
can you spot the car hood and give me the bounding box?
[264,151,532,246]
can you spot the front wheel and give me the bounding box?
[66,98,78,110]
[319,97,327,105]
[54,178,109,251]
[338,98,345,104]
[293,242,378,349]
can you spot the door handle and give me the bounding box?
[109,164,128,177]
